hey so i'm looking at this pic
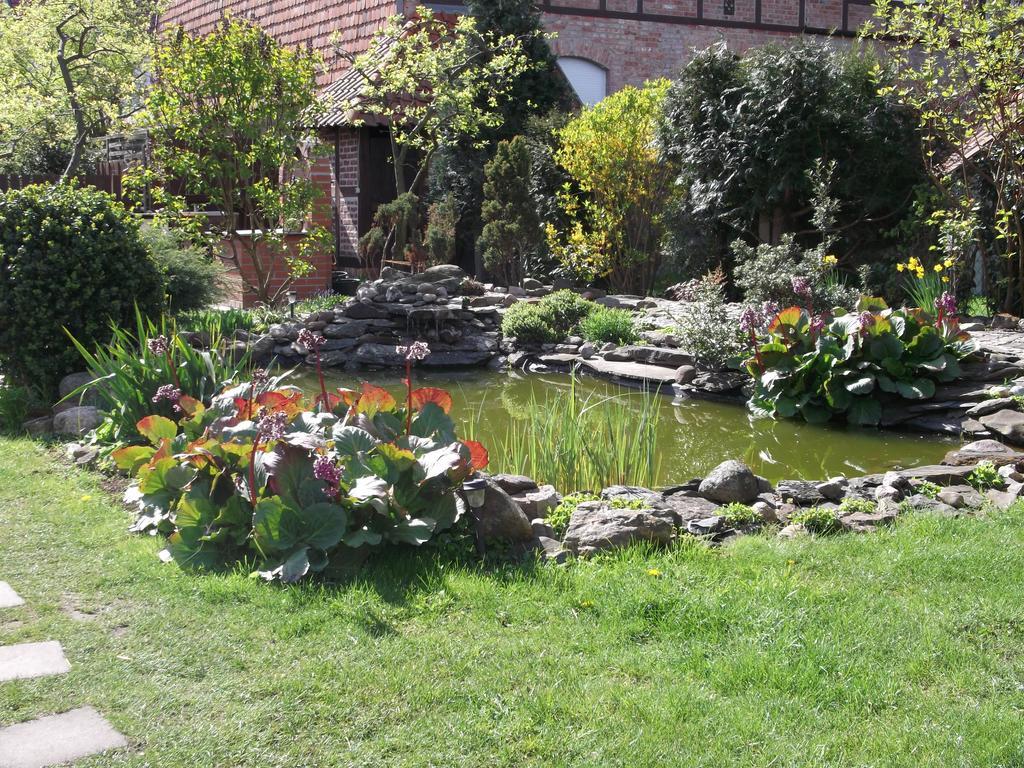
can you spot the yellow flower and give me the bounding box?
[646,568,662,578]
[916,269,925,278]
[80,495,92,502]
[897,263,906,272]
[942,276,950,283]
[822,254,838,266]
[579,600,594,608]
[944,258,954,268]
[934,264,943,272]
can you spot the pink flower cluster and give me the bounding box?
[935,291,957,318]
[256,410,289,441]
[397,341,431,362]
[313,455,343,487]
[146,335,169,355]
[152,384,183,413]
[297,329,326,350]
[738,301,781,333]
[791,276,812,300]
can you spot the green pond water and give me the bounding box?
[291,368,956,485]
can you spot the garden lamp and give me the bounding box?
[462,477,487,509]
[461,476,488,557]
[286,290,298,318]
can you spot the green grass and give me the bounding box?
[3,436,1024,766]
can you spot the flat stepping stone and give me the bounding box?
[0,584,23,610]
[0,642,70,682]
[0,707,127,768]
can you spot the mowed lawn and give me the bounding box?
[2,437,1024,767]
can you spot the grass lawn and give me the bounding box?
[2,436,1024,767]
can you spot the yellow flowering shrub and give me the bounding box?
[547,80,678,294]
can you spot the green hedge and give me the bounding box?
[0,184,164,397]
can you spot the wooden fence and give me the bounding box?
[0,173,124,200]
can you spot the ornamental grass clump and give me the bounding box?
[746,297,975,426]
[113,355,488,583]
[68,308,253,445]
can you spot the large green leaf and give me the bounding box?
[410,402,456,441]
[896,378,936,400]
[332,425,377,455]
[253,496,299,553]
[868,334,903,361]
[298,502,348,550]
[846,397,882,426]
[800,402,833,424]
[844,374,876,395]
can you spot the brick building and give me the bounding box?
[159,0,870,284]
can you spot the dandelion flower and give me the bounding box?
[646,568,662,578]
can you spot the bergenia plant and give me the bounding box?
[112,373,488,583]
[746,297,976,426]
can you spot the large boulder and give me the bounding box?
[473,479,533,543]
[657,494,720,526]
[512,485,561,518]
[52,406,102,436]
[698,460,764,504]
[562,501,675,556]
[979,410,1024,446]
[943,439,1022,467]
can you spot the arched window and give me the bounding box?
[556,57,608,106]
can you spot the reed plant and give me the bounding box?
[485,376,663,492]
[67,307,253,445]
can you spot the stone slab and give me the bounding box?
[0,584,23,610]
[0,642,70,682]
[0,707,127,768]
[580,357,678,386]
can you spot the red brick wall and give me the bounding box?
[159,0,400,84]
[219,234,334,308]
[542,8,855,93]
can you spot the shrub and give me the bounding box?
[548,80,678,294]
[69,309,253,446]
[747,298,976,425]
[914,481,942,499]
[0,380,42,434]
[0,184,164,397]
[140,225,226,313]
[837,497,876,515]
[719,503,760,526]
[113,375,488,582]
[501,302,558,344]
[579,306,638,345]
[659,40,921,274]
[537,289,595,334]
[424,194,459,266]
[790,506,842,534]
[671,269,744,369]
[967,461,1000,492]
[478,137,545,286]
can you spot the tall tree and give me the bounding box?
[132,16,328,306]
[869,0,1024,311]
[336,8,535,265]
[0,0,155,178]
[429,0,574,273]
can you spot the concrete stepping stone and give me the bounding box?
[0,642,69,682]
[0,584,23,610]
[0,707,127,768]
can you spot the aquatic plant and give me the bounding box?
[488,376,662,492]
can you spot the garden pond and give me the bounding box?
[293,369,955,486]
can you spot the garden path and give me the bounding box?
[0,581,127,768]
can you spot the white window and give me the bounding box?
[556,57,608,106]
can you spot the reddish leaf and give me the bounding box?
[257,390,305,416]
[354,383,397,416]
[462,440,489,471]
[111,445,155,474]
[177,395,204,417]
[137,415,178,445]
[336,388,360,406]
[411,387,453,414]
[768,306,806,334]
